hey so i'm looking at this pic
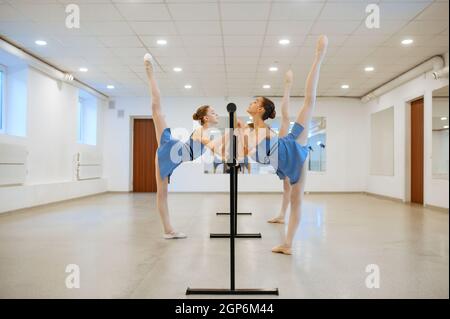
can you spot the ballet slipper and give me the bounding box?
[144,53,155,76]
[267,216,285,224]
[144,52,153,63]
[163,231,187,239]
[271,244,292,255]
[315,35,328,60]
[284,70,294,88]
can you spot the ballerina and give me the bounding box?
[237,35,328,254]
[144,53,227,239]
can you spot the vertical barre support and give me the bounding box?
[186,103,278,296]
[229,103,236,291]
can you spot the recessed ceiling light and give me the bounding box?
[157,39,167,46]
[279,39,290,46]
[35,40,47,46]
[341,84,350,89]
[365,66,375,72]
[269,66,278,72]
[173,67,182,72]
[107,85,115,90]
[444,125,449,129]
[263,84,271,89]
[79,67,88,72]
[441,117,448,121]
[184,84,192,89]
[401,39,414,45]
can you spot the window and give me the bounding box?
[77,90,97,145]
[0,64,5,133]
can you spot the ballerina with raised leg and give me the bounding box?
[272,35,328,254]
[144,53,226,239]
[267,69,294,225]
[238,35,328,254]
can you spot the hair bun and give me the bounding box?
[193,112,199,120]
[269,108,276,119]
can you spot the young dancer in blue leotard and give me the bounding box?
[144,53,227,239]
[237,35,329,254]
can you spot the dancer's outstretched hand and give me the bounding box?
[236,118,245,128]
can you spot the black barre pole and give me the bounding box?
[186,103,278,296]
[216,165,251,216]
[210,105,261,239]
[229,104,236,290]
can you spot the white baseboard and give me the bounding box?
[0,179,107,214]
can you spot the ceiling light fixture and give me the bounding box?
[79,67,88,72]
[341,84,350,89]
[35,40,47,46]
[263,84,271,89]
[279,39,290,46]
[269,66,278,72]
[173,67,183,72]
[440,117,448,121]
[365,66,375,72]
[401,38,414,45]
[107,85,115,90]
[184,84,192,89]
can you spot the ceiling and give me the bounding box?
[433,85,449,97]
[0,0,448,98]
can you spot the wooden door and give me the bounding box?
[411,98,424,204]
[133,119,157,192]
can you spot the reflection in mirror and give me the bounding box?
[432,86,449,180]
[202,116,327,174]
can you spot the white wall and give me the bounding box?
[370,107,394,176]
[0,66,107,213]
[432,98,449,179]
[103,96,367,193]
[364,71,449,209]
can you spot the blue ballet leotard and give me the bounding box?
[157,128,205,181]
[252,122,310,185]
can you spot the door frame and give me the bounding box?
[129,116,154,192]
[404,94,425,205]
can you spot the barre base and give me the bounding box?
[210,233,262,238]
[186,288,279,295]
[216,212,252,216]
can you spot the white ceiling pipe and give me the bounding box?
[361,55,445,103]
[433,66,449,80]
[0,37,108,101]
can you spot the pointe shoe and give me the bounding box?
[271,245,292,255]
[316,35,329,59]
[144,53,155,75]
[284,70,294,87]
[163,231,187,239]
[267,216,285,224]
[144,53,153,63]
